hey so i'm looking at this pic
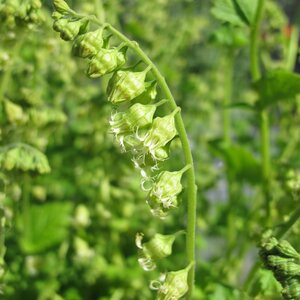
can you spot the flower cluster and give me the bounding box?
[260,235,300,299]
[0,0,43,27]
[52,1,192,298]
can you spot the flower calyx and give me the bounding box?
[150,262,193,300]
[87,47,127,78]
[107,66,152,104]
[72,27,105,58]
[53,17,88,41]
[136,232,179,271]
[146,165,190,218]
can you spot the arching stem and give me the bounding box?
[81,15,198,298]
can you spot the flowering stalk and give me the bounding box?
[52,1,197,298]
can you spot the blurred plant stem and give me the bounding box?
[94,0,105,23]
[223,52,233,145]
[243,0,268,294]
[249,0,271,222]
[280,26,299,163]
[286,26,299,72]
[0,34,24,119]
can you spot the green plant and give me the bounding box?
[51,0,198,299]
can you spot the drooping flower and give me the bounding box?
[136,232,178,271]
[150,263,193,300]
[107,66,151,104]
[146,165,190,218]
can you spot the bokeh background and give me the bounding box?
[1,0,300,299]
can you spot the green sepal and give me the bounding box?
[107,67,151,104]
[72,28,104,58]
[87,47,126,78]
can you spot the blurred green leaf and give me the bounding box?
[233,0,258,25]
[19,202,72,254]
[211,0,248,26]
[254,70,300,108]
[249,269,281,298]
[210,141,261,183]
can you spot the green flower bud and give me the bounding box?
[274,260,300,277]
[146,166,189,217]
[282,278,300,300]
[87,48,126,78]
[110,102,165,137]
[52,11,63,20]
[53,0,73,15]
[72,28,104,58]
[53,18,88,41]
[143,108,179,160]
[267,255,295,269]
[2,148,19,171]
[1,145,50,174]
[107,66,151,104]
[4,99,28,125]
[133,80,157,104]
[151,263,193,300]
[276,240,300,260]
[136,232,179,271]
[31,0,42,10]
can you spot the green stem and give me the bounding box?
[243,0,269,293]
[250,0,265,81]
[223,53,233,145]
[260,110,271,218]
[286,26,299,72]
[84,16,197,298]
[94,0,105,23]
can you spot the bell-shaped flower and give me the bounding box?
[72,28,104,58]
[136,232,180,271]
[87,47,127,78]
[53,0,73,15]
[150,263,193,300]
[107,66,151,104]
[146,166,190,218]
[142,108,179,160]
[53,17,88,41]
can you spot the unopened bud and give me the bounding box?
[154,263,193,300]
[53,0,73,15]
[143,108,179,160]
[72,28,104,58]
[107,66,151,104]
[276,240,300,260]
[53,18,88,41]
[282,278,300,300]
[136,232,177,271]
[87,47,126,78]
[110,103,156,136]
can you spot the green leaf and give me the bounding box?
[233,0,258,25]
[254,70,300,108]
[19,202,72,254]
[249,269,281,297]
[210,141,261,183]
[211,0,248,26]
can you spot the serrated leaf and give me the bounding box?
[211,0,248,26]
[19,202,72,254]
[210,141,261,183]
[249,269,281,297]
[233,0,258,25]
[254,70,300,108]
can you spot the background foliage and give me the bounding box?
[0,0,300,299]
